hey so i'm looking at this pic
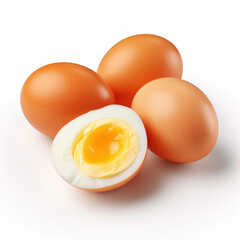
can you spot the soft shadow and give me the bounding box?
[34,131,53,147]
[154,143,232,176]
[189,143,232,174]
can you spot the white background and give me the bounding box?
[0,0,239,239]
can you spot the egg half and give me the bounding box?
[52,105,147,192]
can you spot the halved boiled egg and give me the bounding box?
[52,105,147,192]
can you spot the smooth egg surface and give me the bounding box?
[132,78,218,163]
[21,62,115,138]
[97,34,183,107]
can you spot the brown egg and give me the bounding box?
[21,63,115,138]
[131,78,218,163]
[97,34,183,107]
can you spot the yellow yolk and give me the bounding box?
[72,118,139,178]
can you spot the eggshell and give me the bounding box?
[21,62,115,138]
[97,34,183,107]
[132,78,218,163]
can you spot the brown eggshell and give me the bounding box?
[97,34,183,107]
[132,78,218,163]
[21,62,115,138]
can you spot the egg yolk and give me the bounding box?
[72,118,139,178]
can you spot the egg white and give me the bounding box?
[52,105,147,190]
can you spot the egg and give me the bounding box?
[97,34,183,107]
[52,105,147,192]
[132,78,218,163]
[21,62,115,138]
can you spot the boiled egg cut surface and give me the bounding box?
[52,105,147,192]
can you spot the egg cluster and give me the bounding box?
[21,34,218,192]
